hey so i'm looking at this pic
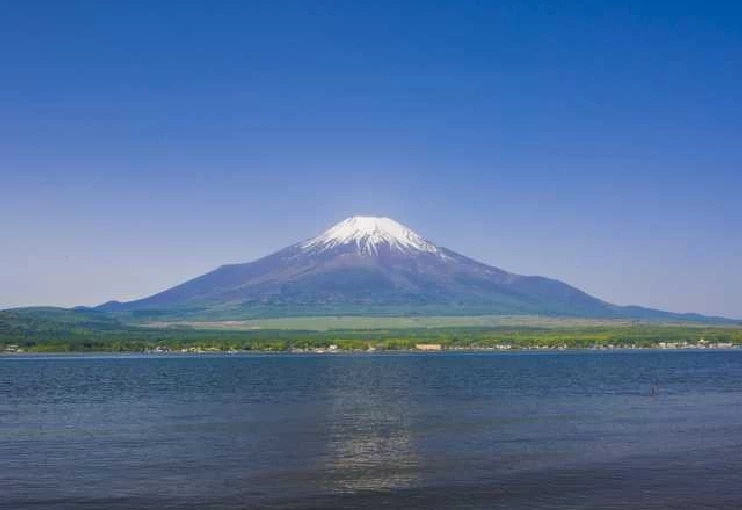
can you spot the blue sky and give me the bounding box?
[2,1,741,318]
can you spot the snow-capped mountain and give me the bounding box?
[303,217,440,256]
[99,216,696,320]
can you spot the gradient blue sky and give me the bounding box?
[2,1,741,318]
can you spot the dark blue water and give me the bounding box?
[2,351,742,509]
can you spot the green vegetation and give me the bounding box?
[105,302,730,324]
[2,307,741,353]
[141,315,650,331]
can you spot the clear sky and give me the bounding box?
[2,1,741,318]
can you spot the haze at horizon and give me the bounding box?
[2,1,741,318]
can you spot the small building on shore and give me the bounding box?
[416,343,442,351]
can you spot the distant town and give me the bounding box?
[5,340,739,355]
[146,340,740,354]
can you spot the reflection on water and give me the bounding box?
[324,362,420,491]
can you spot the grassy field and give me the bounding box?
[141,315,719,331]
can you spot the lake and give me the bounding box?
[2,351,742,509]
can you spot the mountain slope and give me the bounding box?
[97,217,718,321]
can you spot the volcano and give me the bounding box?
[98,216,707,321]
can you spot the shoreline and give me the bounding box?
[3,347,741,357]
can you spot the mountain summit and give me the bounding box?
[99,216,706,321]
[303,216,439,256]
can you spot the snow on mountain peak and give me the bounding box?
[303,216,439,255]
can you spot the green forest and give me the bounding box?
[2,307,741,353]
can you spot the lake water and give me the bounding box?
[2,351,742,509]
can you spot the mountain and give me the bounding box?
[97,216,720,322]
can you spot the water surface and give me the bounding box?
[2,351,742,509]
